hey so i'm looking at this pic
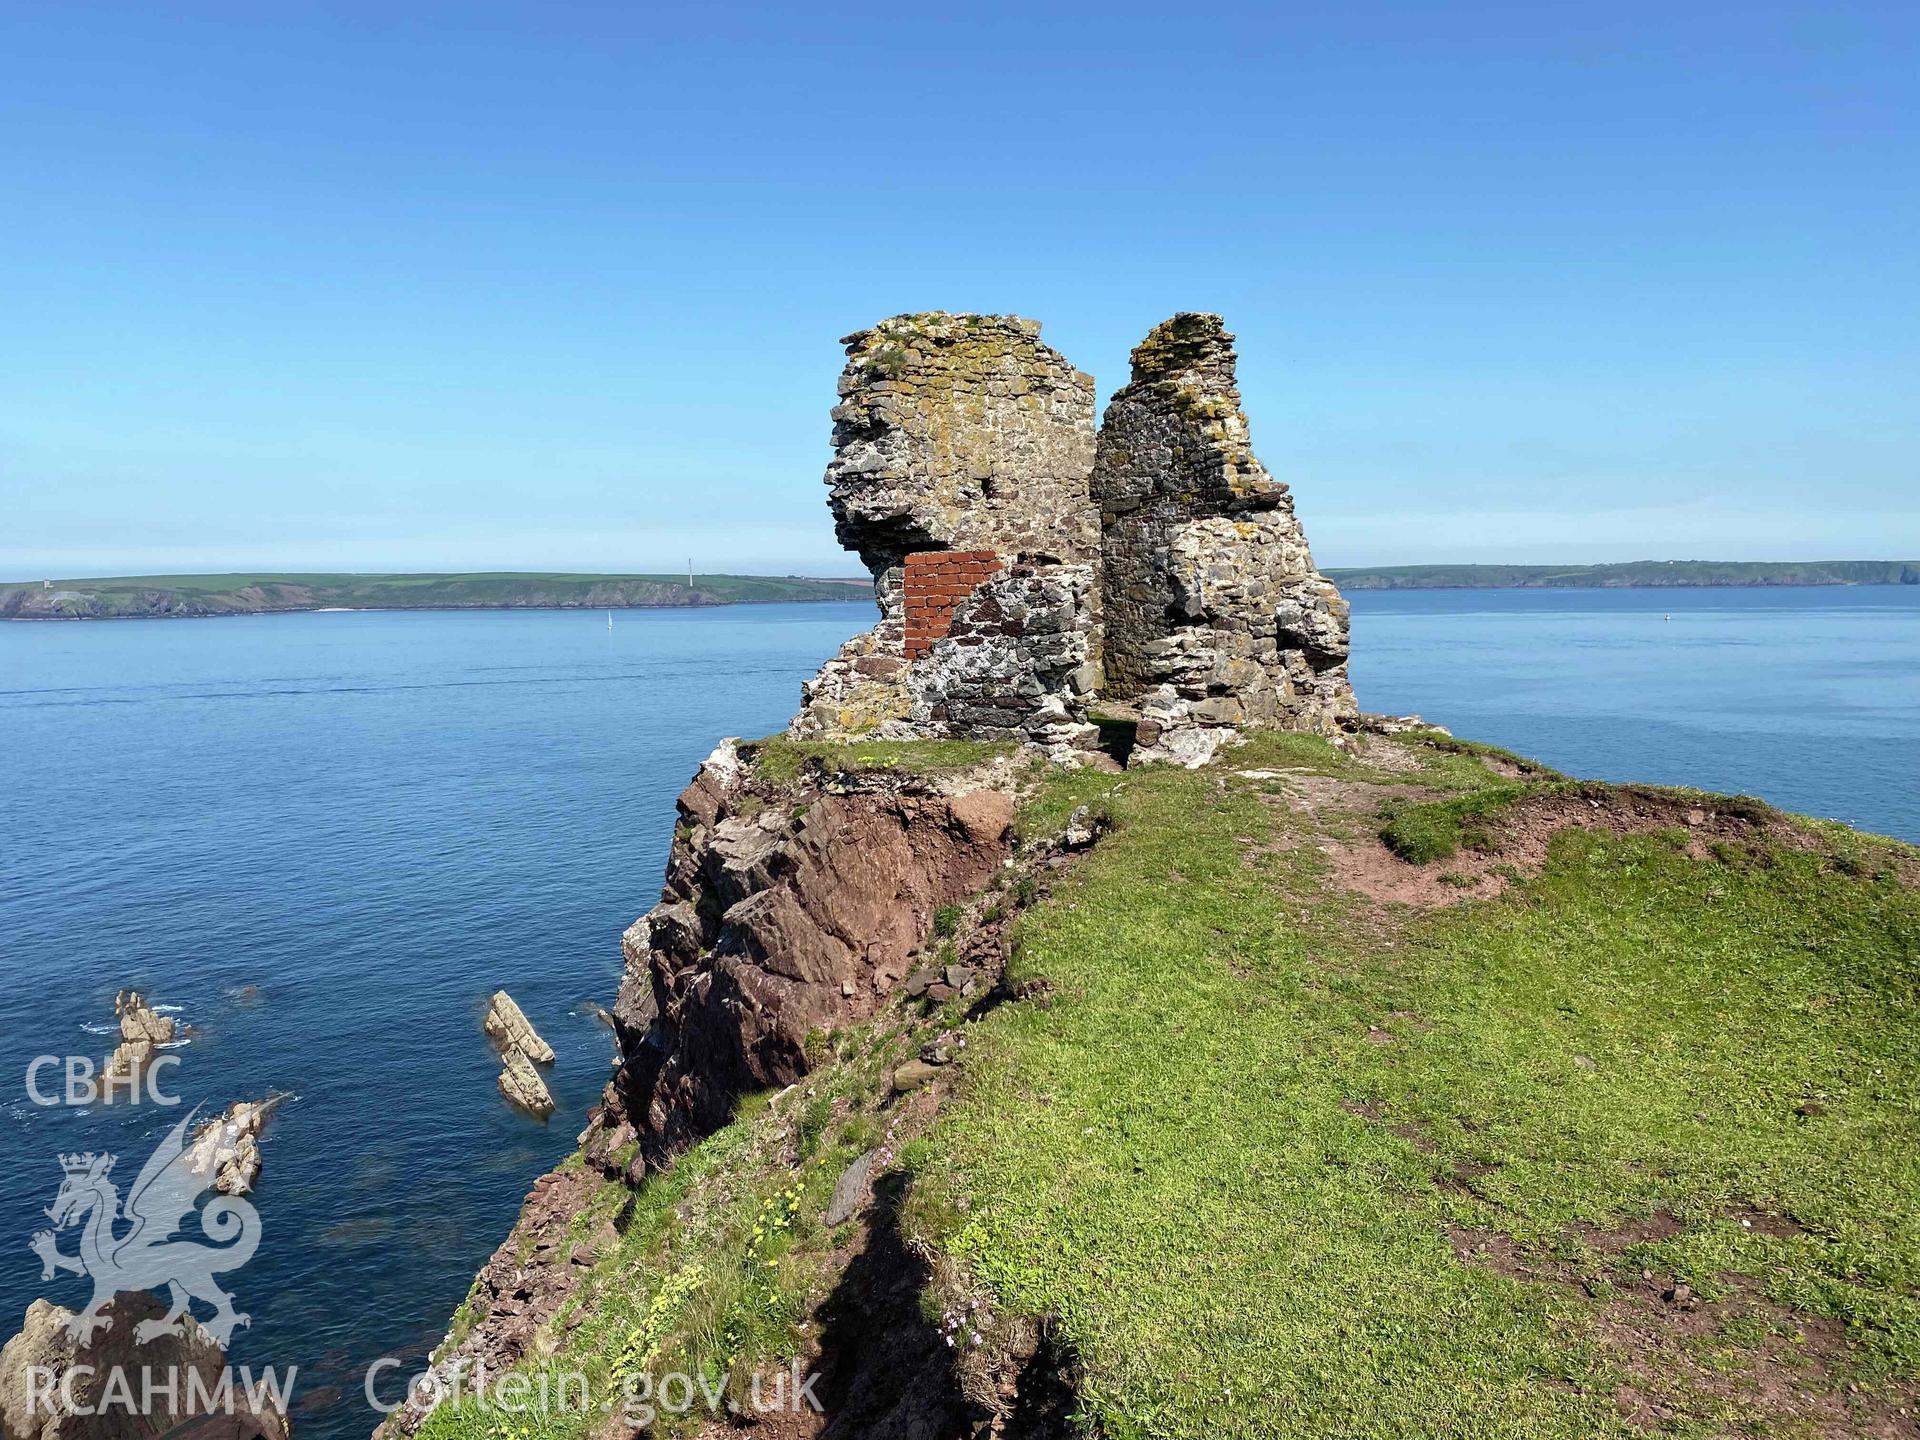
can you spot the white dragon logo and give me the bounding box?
[28,1109,261,1347]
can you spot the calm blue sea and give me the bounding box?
[0,586,1913,1439]
[1347,585,1919,839]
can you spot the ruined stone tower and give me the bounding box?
[793,310,1354,762]
[1093,314,1354,760]
[792,313,1102,752]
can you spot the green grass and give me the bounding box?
[1378,776,1786,865]
[910,740,1920,1437]
[1380,784,1539,863]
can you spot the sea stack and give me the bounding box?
[486,990,555,1117]
[498,1047,556,1119]
[97,990,175,1099]
[484,990,556,1063]
[185,1096,284,1196]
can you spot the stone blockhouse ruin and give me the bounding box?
[792,310,1354,760]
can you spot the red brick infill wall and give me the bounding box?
[903,550,1003,659]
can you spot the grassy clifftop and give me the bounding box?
[0,571,870,619]
[416,733,1918,1439]
[921,741,1917,1436]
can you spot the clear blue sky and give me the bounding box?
[2,1,1914,579]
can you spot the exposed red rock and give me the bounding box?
[586,741,1015,1171]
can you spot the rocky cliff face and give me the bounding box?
[580,740,1018,1174]
[1094,313,1355,759]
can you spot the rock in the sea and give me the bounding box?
[499,1046,556,1118]
[0,1293,288,1440]
[115,990,175,1046]
[185,1096,283,1196]
[98,991,176,1097]
[484,991,554,1064]
[487,990,556,1117]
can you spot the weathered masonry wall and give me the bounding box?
[822,313,1098,586]
[793,313,1099,752]
[1093,313,1355,756]
[909,562,1098,747]
[903,550,1003,660]
[794,308,1355,763]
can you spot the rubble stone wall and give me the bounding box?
[793,313,1100,746]
[1092,313,1355,749]
[908,562,1099,753]
[794,308,1355,759]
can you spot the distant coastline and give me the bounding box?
[4,560,1916,620]
[0,571,872,620]
[1327,560,1918,590]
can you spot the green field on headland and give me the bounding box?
[1328,560,1918,589]
[8,560,1915,619]
[0,571,871,619]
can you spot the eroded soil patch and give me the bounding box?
[1449,1216,1918,1436]
[1329,784,1814,911]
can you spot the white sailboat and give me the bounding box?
[606,610,613,630]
